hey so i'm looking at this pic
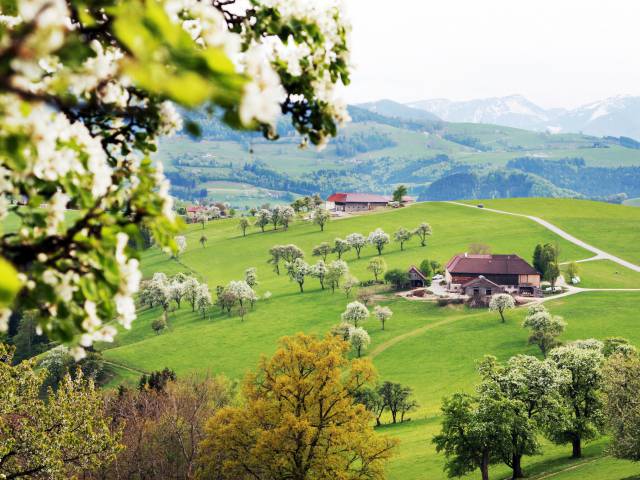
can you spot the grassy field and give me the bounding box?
[562,259,640,289]
[98,199,640,479]
[460,198,640,266]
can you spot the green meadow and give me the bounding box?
[462,198,640,265]
[99,200,640,479]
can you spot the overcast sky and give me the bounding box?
[343,0,640,109]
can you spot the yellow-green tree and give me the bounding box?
[0,344,121,478]
[197,333,398,480]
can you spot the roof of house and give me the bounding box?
[327,192,414,203]
[186,205,206,213]
[461,275,503,289]
[408,265,428,280]
[446,254,539,276]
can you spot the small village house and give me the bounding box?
[445,253,542,298]
[326,192,414,212]
[408,265,429,288]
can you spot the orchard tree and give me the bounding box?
[341,301,369,327]
[255,209,272,232]
[414,222,433,247]
[603,352,640,461]
[367,257,387,282]
[0,345,120,478]
[548,341,605,458]
[342,275,359,298]
[326,259,349,293]
[244,267,258,289]
[522,304,567,357]
[168,280,186,308]
[332,237,351,259]
[279,205,295,230]
[270,205,282,230]
[225,280,256,313]
[489,294,515,323]
[312,242,332,261]
[433,393,511,480]
[152,314,167,334]
[197,334,398,480]
[286,258,310,293]
[374,305,393,330]
[174,235,187,258]
[196,211,208,229]
[268,244,303,275]
[394,227,412,251]
[392,184,408,203]
[368,228,390,255]
[477,355,568,478]
[349,326,370,357]
[346,233,367,258]
[183,276,202,312]
[310,260,328,289]
[196,284,213,319]
[199,234,207,248]
[238,218,250,237]
[378,381,418,424]
[311,207,331,231]
[566,261,580,282]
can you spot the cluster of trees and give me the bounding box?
[331,302,394,357]
[254,205,297,232]
[290,194,324,212]
[533,243,560,286]
[333,131,396,157]
[139,273,213,322]
[356,381,419,426]
[215,272,260,320]
[434,332,639,480]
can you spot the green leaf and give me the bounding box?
[0,257,21,307]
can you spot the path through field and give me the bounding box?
[447,202,640,273]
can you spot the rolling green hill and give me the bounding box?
[100,199,640,480]
[156,107,640,206]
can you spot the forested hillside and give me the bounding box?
[157,106,640,206]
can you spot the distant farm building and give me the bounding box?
[445,254,542,297]
[326,193,414,212]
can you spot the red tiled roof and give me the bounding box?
[327,192,415,204]
[446,254,539,275]
[186,205,205,213]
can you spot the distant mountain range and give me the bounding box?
[358,95,640,140]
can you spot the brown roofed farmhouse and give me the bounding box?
[445,253,542,297]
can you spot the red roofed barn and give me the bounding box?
[327,192,413,212]
[445,253,542,297]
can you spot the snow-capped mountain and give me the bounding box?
[407,95,553,130]
[405,94,640,139]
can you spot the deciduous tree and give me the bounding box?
[374,305,393,330]
[346,233,367,258]
[394,227,412,251]
[489,294,515,323]
[392,185,408,203]
[547,341,605,458]
[332,237,351,259]
[197,334,397,480]
[326,260,349,293]
[367,257,387,282]
[311,207,331,231]
[0,345,120,479]
[368,228,390,255]
[341,301,369,327]
[312,242,332,261]
[238,218,250,237]
[286,258,310,293]
[413,222,433,247]
[348,326,370,357]
[522,304,566,356]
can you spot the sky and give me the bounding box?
[344,0,640,109]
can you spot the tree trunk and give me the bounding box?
[499,310,505,323]
[480,450,490,480]
[320,224,324,231]
[512,453,523,479]
[299,283,304,293]
[391,410,397,424]
[572,437,581,458]
[382,320,385,331]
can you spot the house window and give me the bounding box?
[473,287,480,295]
[486,289,492,296]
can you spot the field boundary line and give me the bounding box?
[446,201,640,273]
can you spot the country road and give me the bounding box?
[447,201,640,273]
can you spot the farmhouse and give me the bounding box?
[327,192,414,212]
[445,253,542,297]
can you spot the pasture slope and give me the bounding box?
[102,200,640,480]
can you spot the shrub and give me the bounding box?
[384,269,410,290]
